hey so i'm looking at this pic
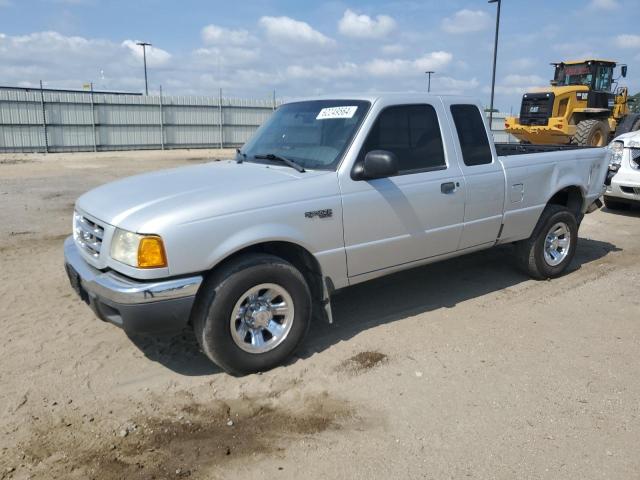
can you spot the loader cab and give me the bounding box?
[552,60,617,111]
[552,60,615,93]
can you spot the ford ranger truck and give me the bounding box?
[64,94,609,375]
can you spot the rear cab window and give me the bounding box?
[450,104,493,166]
[360,104,446,175]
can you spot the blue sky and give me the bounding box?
[1,0,639,112]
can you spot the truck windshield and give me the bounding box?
[241,100,371,170]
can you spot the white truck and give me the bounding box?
[604,130,640,209]
[64,94,609,375]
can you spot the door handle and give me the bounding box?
[441,182,458,194]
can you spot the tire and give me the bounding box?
[514,204,578,280]
[573,119,609,146]
[603,196,630,210]
[614,113,640,138]
[192,253,311,375]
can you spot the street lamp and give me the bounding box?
[425,71,434,93]
[488,0,501,128]
[136,41,151,95]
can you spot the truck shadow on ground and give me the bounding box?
[128,237,620,376]
[300,237,620,359]
[601,206,640,217]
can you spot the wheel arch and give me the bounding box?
[203,240,326,319]
[546,185,584,217]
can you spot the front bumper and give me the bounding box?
[504,117,573,145]
[64,236,203,334]
[605,169,640,205]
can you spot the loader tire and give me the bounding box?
[573,119,609,146]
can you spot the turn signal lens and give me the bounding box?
[138,236,167,268]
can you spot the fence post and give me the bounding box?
[218,88,223,149]
[39,80,49,153]
[159,85,165,150]
[90,82,97,152]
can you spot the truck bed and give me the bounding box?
[495,143,598,157]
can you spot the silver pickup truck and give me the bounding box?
[64,94,609,374]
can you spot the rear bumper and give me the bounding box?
[64,236,203,334]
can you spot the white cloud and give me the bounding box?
[615,34,640,49]
[510,57,536,70]
[442,9,492,34]
[484,73,546,96]
[121,40,171,67]
[589,0,619,10]
[201,25,252,45]
[434,76,479,95]
[193,46,259,67]
[503,74,545,86]
[381,44,404,55]
[259,16,334,47]
[365,51,452,76]
[286,62,358,80]
[338,9,396,39]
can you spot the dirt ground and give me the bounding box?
[1,149,639,480]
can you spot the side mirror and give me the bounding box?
[352,150,399,180]
[621,65,628,78]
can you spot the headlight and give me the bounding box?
[608,140,624,168]
[110,228,167,268]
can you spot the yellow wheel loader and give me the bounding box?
[505,60,639,146]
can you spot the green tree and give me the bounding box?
[629,92,640,113]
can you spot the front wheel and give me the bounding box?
[514,205,578,280]
[192,253,311,375]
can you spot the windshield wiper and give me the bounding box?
[236,148,246,164]
[253,153,306,173]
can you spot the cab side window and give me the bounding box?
[450,104,493,166]
[361,104,446,174]
[594,66,612,91]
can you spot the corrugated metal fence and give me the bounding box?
[0,86,514,153]
[0,86,279,153]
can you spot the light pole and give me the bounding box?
[425,71,434,93]
[488,0,501,128]
[136,41,151,95]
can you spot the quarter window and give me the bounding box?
[450,104,493,166]
[361,104,446,173]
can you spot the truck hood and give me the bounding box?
[76,160,330,232]
[612,129,640,147]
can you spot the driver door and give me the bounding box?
[339,101,466,279]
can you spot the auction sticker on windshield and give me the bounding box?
[316,106,358,120]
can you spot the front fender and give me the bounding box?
[205,223,318,270]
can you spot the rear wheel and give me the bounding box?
[573,119,609,146]
[603,196,630,210]
[192,253,311,375]
[514,204,578,280]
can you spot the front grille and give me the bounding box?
[630,148,640,170]
[620,186,640,195]
[519,92,555,126]
[74,212,104,258]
